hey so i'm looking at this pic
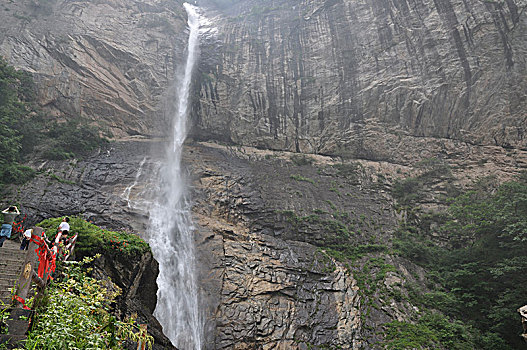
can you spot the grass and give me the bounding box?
[290,174,315,184]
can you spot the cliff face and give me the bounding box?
[1,0,526,349]
[194,0,527,160]
[0,0,187,138]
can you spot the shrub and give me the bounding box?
[37,216,150,259]
[290,154,313,166]
[43,119,108,159]
[383,312,475,350]
[26,256,153,349]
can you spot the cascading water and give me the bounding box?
[147,3,203,349]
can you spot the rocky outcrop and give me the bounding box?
[188,141,410,349]
[4,137,524,349]
[2,141,174,349]
[2,138,413,348]
[93,247,176,350]
[0,0,188,138]
[1,0,526,348]
[194,0,527,159]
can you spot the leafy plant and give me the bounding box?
[290,174,315,184]
[0,57,108,188]
[37,216,150,259]
[393,174,527,349]
[383,312,475,349]
[43,118,108,160]
[0,56,37,187]
[25,255,153,349]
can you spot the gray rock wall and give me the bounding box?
[194,0,527,158]
[0,0,187,138]
[1,0,526,348]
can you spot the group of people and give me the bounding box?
[0,205,71,250]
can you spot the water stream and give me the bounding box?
[146,3,203,349]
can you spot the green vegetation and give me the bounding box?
[0,56,37,186]
[324,244,387,262]
[333,162,360,181]
[392,174,527,349]
[290,174,315,184]
[383,312,475,350]
[392,158,456,206]
[47,171,76,185]
[37,216,150,259]
[26,256,153,349]
[42,118,107,160]
[0,57,107,188]
[276,209,355,241]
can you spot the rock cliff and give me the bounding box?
[0,0,187,138]
[0,0,526,349]
[194,0,527,160]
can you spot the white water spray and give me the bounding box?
[147,3,203,349]
[122,157,147,208]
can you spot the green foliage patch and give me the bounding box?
[392,158,456,206]
[0,56,37,186]
[37,216,150,259]
[290,174,315,184]
[0,56,108,188]
[383,312,475,350]
[26,256,153,349]
[394,174,527,349]
[42,118,107,160]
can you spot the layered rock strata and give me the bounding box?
[194,0,527,158]
[0,0,187,138]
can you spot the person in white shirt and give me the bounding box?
[58,217,70,235]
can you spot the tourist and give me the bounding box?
[58,216,70,236]
[20,228,32,250]
[0,206,20,247]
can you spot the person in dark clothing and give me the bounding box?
[0,206,19,247]
[20,228,32,250]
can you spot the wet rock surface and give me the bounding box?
[2,140,177,348]
[0,0,526,348]
[193,0,527,156]
[0,0,187,138]
[1,136,525,348]
[93,248,176,350]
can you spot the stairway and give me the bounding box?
[0,240,25,305]
[0,239,31,349]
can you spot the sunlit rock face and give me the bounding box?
[0,0,187,138]
[194,0,527,160]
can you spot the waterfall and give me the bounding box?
[122,157,147,208]
[147,3,203,349]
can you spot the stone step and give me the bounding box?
[0,257,26,266]
[0,268,22,278]
[0,270,23,279]
[0,248,26,257]
[0,261,23,268]
[1,240,22,250]
[0,273,19,282]
[0,253,26,265]
[0,279,17,292]
[0,254,26,261]
[0,291,12,304]
[0,260,25,267]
